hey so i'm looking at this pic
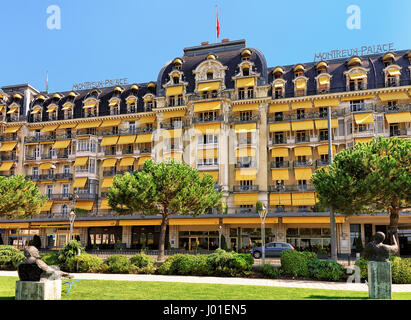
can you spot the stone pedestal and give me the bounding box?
[368,261,392,299]
[15,280,62,300]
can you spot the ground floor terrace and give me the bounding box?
[1,212,410,256]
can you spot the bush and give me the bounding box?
[308,259,346,281]
[158,254,184,275]
[130,253,155,268]
[390,257,411,284]
[260,264,280,279]
[104,255,131,273]
[40,252,60,267]
[280,250,317,278]
[206,249,252,276]
[66,254,104,273]
[236,253,254,269]
[58,240,85,270]
[0,245,25,270]
[354,258,368,280]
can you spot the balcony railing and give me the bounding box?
[1,154,17,161]
[160,122,183,130]
[74,193,97,201]
[375,104,411,113]
[293,160,314,168]
[295,136,310,143]
[188,91,230,102]
[269,184,315,192]
[192,115,224,124]
[55,173,73,180]
[270,161,290,169]
[229,114,260,124]
[390,129,408,137]
[104,149,117,156]
[121,149,135,155]
[233,185,259,192]
[41,154,53,160]
[0,135,20,142]
[139,148,152,154]
[47,194,73,201]
[270,138,286,145]
[234,162,257,168]
[164,144,183,152]
[103,170,117,177]
[316,159,330,167]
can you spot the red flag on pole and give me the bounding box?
[216,8,220,39]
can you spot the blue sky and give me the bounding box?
[1,0,410,93]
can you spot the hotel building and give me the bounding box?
[0,39,410,254]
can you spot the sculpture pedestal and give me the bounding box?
[15,280,62,300]
[368,261,392,299]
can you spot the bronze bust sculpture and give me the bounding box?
[17,246,73,282]
[363,232,399,262]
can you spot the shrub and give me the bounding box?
[66,254,103,273]
[390,257,411,284]
[308,259,346,281]
[158,254,184,275]
[40,252,60,267]
[354,258,368,280]
[236,253,254,270]
[260,264,280,279]
[58,240,85,270]
[104,255,131,273]
[280,250,317,278]
[206,249,251,276]
[0,245,25,270]
[130,253,155,268]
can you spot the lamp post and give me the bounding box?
[276,180,285,208]
[258,203,267,265]
[69,210,76,242]
[218,225,222,249]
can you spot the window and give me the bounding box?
[319,107,328,118]
[63,184,69,195]
[296,109,305,120]
[33,167,38,177]
[89,159,95,173]
[274,132,284,144]
[274,87,283,99]
[240,111,252,121]
[296,131,306,143]
[129,121,136,133]
[62,205,68,216]
[320,154,329,164]
[243,68,250,76]
[319,129,328,141]
[207,71,213,80]
[274,112,283,121]
[238,88,245,100]
[297,180,307,190]
[47,185,53,197]
[199,134,218,145]
[172,77,179,84]
[247,87,254,99]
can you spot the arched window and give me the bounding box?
[206,70,214,80]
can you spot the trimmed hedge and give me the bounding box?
[307,259,346,281]
[66,254,104,273]
[130,253,156,274]
[103,255,131,273]
[355,257,411,284]
[0,245,25,270]
[260,264,280,279]
[280,250,317,278]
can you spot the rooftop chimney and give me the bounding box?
[201,41,209,46]
[221,39,230,43]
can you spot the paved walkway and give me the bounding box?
[1,271,410,292]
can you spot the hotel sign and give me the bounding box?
[72,78,129,90]
[314,42,395,62]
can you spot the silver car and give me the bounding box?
[250,242,294,258]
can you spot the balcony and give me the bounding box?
[376,104,411,113]
[229,114,260,124]
[0,135,20,143]
[25,155,37,161]
[164,144,183,152]
[192,115,224,124]
[270,137,286,145]
[269,184,315,192]
[8,115,27,122]
[293,160,313,168]
[267,114,291,123]
[41,154,52,160]
[48,194,73,201]
[295,136,310,143]
[316,159,329,167]
[349,103,375,113]
[74,193,97,201]
[188,91,230,102]
[234,161,257,169]
[1,154,17,161]
[104,149,117,156]
[103,170,117,177]
[160,122,183,130]
[237,139,254,146]
[233,185,259,192]
[139,148,152,154]
[390,129,408,137]
[55,173,73,180]
[121,149,135,155]
[233,92,256,100]
[270,161,290,169]
[56,152,69,159]
[353,129,375,137]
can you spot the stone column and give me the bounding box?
[39,228,47,249]
[368,261,392,299]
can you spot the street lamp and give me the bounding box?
[218,225,222,249]
[258,203,267,265]
[69,210,76,241]
[276,180,285,208]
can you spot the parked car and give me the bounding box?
[250,242,294,258]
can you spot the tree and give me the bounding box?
[311,137,411,253]
[108,160,222,261]
[0,175,47,219]
[29,234,42,250]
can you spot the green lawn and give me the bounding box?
[0,276,410,300]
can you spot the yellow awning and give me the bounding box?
[119,157,135,167]
[31,107,41,114]
[282,216,345,224]
[198,81,220,92]
[102,158,117,168]
[291,101,312,109]
[39,163,52,170]
[232,103,259,112]
[269,104,289,113]
[348,73,367,80]
[164,129,182,139]
[166,86,183,96]
[318,76,330,86]
[199,171,219,181]
[73,157,88,167]
[269,193,291,206]
[294,146,312,156]
[125,96,137,104]
[61,104,73,111]
[317,144,336,155]
[40,125,59,132]
[271,148,289,157]
[0,222,30,229]
[236,147,255,158]
[0,162,14,171]
[193,101,221,112]
[117,135,136,145]
[0,142,17,152]
[3,126,21,133]
[74,220,117,227]
[274,82,284,88]
[313,98,340,107]
[100,119,122,128]
[378,92,409,101]
[76,121,102,129]
[295,79,306,89]
[291,120,314,131]
[162,110,186,119]
[355,137,373,145]
[340,94,375,101]
[235,123,256,133]
[7,107,18,114]
[314,119,338,129]
[269,122,291,132]
[108,100,119,107]
[100,199,111,210]
[83,102,96,109]
[101,177,114,188]
[73,177,88,188]
[169,218,220,226]
[385,112,411,123]
[137,156,152,165]
[387,68,401,76]
[75,201,94,211]
[58,123,77,129]
[235,168,257,181]
[233,193,258,206]
[271,169,289,181]
[119,219,162,226]
[354,113,374,124]
[294,168,313,180]
[236,77,255,88]
[291,192,316,206]
[138,116,156,124]
[41,201,53,212]
[52,140,71,149]
[135,134,153,143]
[194,124,221,137]
[197,148,218,159]
[222,217,278,224]
[46,106,57,113]
[101,136,119,146]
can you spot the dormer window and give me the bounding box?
[206,71,214,80]
[173,76,179,84]
[62,103,73,120]
[347,57,362,68]
[316,61,328,75]
[173,58,183,70]
[294,65,305,78]
[46,104,57,121]
[31,105,42,122]
[241,49,251,61]
[383,53,395,67]
[273,67,284,79]
[243,67,250,76]
[385,66,401,87]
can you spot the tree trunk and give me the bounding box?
[157,214,168,262]
[388,208,400,256]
